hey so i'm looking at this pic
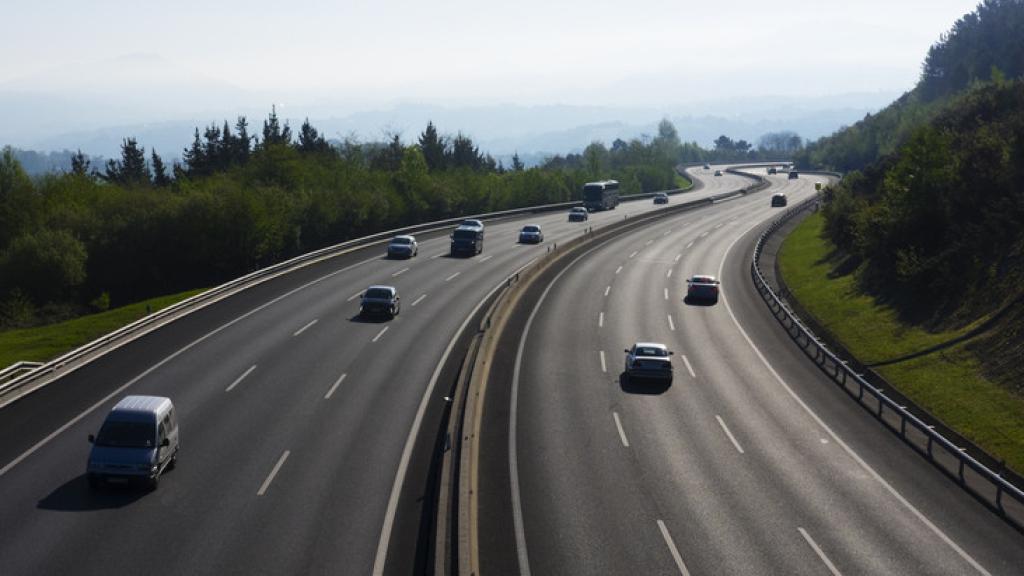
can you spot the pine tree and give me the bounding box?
[103,137,151,186]
[70,149,91,176]
[418,121,447,171]
[450,132,481,170]
[297,118,330,154]
[151,150,171,186]
[260,106,292,148]
[234,116,252,164]
[183,128,208,177]
[511,151,525,172]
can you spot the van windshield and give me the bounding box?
[95,420,155,448]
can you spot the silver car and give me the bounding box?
[518,224,544,244]
[386,235,418,258]
[624,342,674,382]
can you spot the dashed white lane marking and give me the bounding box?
[226,365,257,392]
[293,318,318,336]
[667,315,675,331]
[372,326,389,342]
[715,223,723,229]
[599,312,604,328]
[257,450,290,496]
[664,288,669,301]
[699,231,708,238]
[682,355,696,378]
[445,272,460,282]
[615,266,623,275]
[391,267,409,277]
[716,415,745,454]
[666,269,673,278]
[663,231,671,237]
[675,253,682,262]
[347,291,363,302]
[686,241,694,249]
[411,294,427,307]
[798,527,843,576]
[657,520,692,576]
[480,255,494,263]
[605,286,611,297]
[431,252,445,259]
[325,373,347,400]
[645,240,653,246]
[600,350,607,373]
[718,221,991,576]
[629,251,639,259]
[613,412,630,447]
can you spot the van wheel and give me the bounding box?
[167,450,178,471]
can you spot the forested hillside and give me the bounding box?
[0,114,690,328]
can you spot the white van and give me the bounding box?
[87,395,179,489]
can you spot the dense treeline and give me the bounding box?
[822,79,1024,323]
[796,0,1024,172]
[0,113,711,328]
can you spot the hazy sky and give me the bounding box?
[3,0,982,110]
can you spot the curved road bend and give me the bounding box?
[479,169,1024,575]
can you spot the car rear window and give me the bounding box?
[636,347,668,357]
[523,226,539,232]
[365,288,393,299]
[391,237,411,245]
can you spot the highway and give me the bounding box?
[476,169,1024,575]
[0,167,746,575]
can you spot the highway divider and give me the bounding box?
[750,193,1024,532]
[432,171,771,574]
[0,168,710,406]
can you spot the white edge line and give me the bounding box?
[682,355,696,378]
[715,415,745,454]
[0,252,380,478]
[657,519,692,576]
[798,527,843,576]
[718,220,992,576]
[372,326,389,342]
[613,412,630,447]
[325,373,347,400]
[293,318,318,336]
[411,294,427,307]
[225,364,257,392]
[257,450,290,496]
[373,260,536,576]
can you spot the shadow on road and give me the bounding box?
[37,474,148,511]
[683,296,718,307]
[618,372,671,395]
[348,314,393,324]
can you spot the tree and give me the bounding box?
[296,118,330,154]
[70,149,91,176]
[511,152,525,172]
[151,150,171,186]
[418,121,447,171]
[449,132,482,170]
[259,106,292,149]
[103,137,151,186]
[583,141,608,177]
[234,116,252,164]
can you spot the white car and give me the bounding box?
[386,235,418,258]
[624,342,674,382]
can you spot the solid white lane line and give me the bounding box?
[257,450,290,496]
[0,250,387,477]
[629,251,638,259]
[657,520,692,576]
[372,326,389,342]
[226,365,257,392]
[445,272,461,282]
[615,265,623,274]
[604,286,611,297]
[613,412,630,447]
[431,252,445,259]
[682,354,696,378]
[798,527,843,576]
[686,241,694,249]
[391,267,409,277]
[664,288,669,301]
[716,415,745,454]
[480,255,494,263]
[348,291,363,302]
[600,350,607,373]
[718,222,992,576]
[325,373,347,400]
[411,294,427,307]
[675,253,682,262]
[598,312,604,328]
[667,315,675,331]
[666,269,673,278]
[293,318,318,336]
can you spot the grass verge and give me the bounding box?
[779,212,1024,472]
[0,288,206,371]
[675,174,692,190]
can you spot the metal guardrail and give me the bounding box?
[0,166,714,402]
[750,194,1024,531]
[0,362,43,385]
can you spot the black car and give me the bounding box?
[653,193,669,205]
[360,285,400,318]
[771,193,787,207]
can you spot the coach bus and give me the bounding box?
[582,180,620,211]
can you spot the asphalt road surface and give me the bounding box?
[0,167,748,575]
[477,169,1024,575]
